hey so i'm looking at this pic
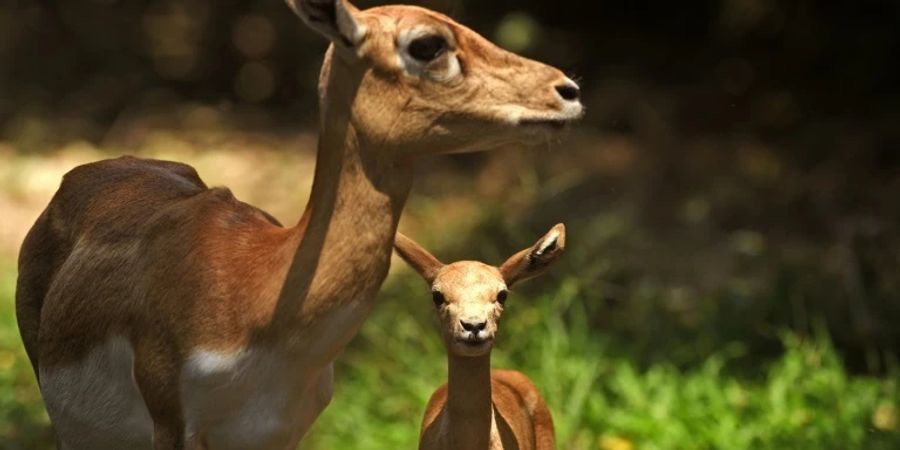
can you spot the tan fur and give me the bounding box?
[16,1,581,447]
[394,224,565,450]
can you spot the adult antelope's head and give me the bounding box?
[286,0,584,155]
[394,224,566,357]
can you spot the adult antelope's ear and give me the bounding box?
[500,224,566,288]
[394,233,445,284]
[285,0,365,47]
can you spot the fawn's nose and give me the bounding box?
[460,320,487,332]
[555,81,581,102]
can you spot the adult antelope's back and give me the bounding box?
[16,1,582,448]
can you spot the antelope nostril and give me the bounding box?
[555,84,580,101]
[460,320,487,332]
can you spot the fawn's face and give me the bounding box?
[394,224,567,358]
[430,262,508,357]
[287,0,583,155]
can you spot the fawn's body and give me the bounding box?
[420,365,556,450]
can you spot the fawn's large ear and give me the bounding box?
[285,0,365,47]
[394,233,445,284]
[500,224,566,287]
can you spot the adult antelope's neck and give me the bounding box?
[446,353,494,449]
[270,56,413,346]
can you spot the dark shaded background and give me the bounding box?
[2,0,899,374]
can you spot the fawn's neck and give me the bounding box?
[446,352,494,449]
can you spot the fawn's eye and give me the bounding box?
[497,290,508,306]
[408,35,448,62]
[432,291,446,307]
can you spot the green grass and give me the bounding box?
[1,263,898,449]
[0,267,53,449]
[298,272,900,450]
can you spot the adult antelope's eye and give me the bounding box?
[408,35,448,62]
[497,290,508,306]
[432,291,446,307]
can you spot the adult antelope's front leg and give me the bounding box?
[155,424,186,450]
[294,364,336,441]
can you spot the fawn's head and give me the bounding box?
[394,224,565,357]
[286,0,583,155]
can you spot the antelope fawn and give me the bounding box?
[394,224,566,450]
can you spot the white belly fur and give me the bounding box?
[181,348,334,450]
[39,336,154,450]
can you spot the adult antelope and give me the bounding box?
[16,0,582,448]
[394,225,566,450]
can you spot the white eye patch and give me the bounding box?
[396,27,461,82]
